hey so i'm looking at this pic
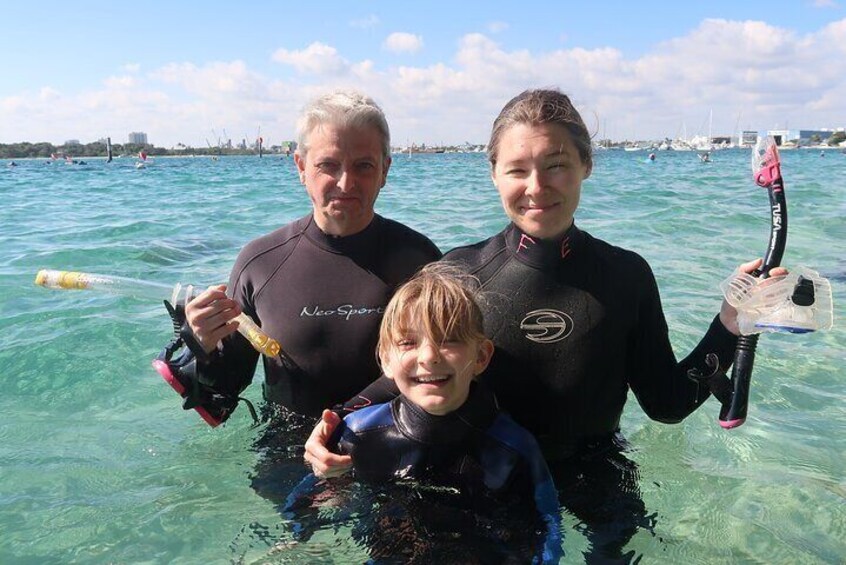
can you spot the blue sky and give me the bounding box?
[1,1,844,146]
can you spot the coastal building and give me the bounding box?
[766,130,794,146]
[797,129,839,146]
[764,129,840,147]
[738,131,758,147]
[128,132,148,145]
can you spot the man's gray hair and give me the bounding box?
[296,89,391,160]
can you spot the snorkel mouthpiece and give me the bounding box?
[791,276,815,307]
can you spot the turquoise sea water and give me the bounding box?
[1,150,844,563]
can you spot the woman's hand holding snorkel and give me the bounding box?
[719,259,788,336]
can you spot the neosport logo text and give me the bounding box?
[520,309,574,343]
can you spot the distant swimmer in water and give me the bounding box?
[648,153,656,161]
[699,152,711,163]
[7,161,17,167]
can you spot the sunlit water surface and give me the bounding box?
[1,150,843,563]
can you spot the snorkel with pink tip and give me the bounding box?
[717,137,787,428]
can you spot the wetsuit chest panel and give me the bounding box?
[453,232,644,443]
[255,245,391,404]
[340,392,523,494]
[228,215,440,416]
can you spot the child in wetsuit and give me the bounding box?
[303,263,563,562]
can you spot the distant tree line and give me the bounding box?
[0,141,282,159]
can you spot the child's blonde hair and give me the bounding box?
[377,263,486,364]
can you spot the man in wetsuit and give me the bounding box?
[180,89,441,420]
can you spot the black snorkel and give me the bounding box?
[720,137,787,428]
[686,137,789,428]
[719,137,787,429]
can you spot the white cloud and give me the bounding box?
[3,18,845,147]
[350,14,380,29]
[487,21,509,33]
[152,60,266,96]
[272,42,349,75]
[122,63,140,73]
[38,87,61,101]
[104,75,138,89]
[383,32,424,54]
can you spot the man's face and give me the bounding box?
[295,123,390,236]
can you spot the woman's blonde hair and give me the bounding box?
[377,263,486,364]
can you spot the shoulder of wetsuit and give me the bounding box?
[152,300,258,427]
[330,375,400,419]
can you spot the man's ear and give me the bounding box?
[380,155,392,187]
[294,151,307,184]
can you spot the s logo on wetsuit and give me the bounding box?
[520,309,574,343]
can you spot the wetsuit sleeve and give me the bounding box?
[333,376,400,417]
[488,416,563,563]
[525,445,563,563]
[626,262,738,423]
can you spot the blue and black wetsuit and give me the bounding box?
[288,382,562,563]
[196,213,441,418]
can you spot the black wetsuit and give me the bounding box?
[199,213,441,417]
[449,222,738,457]
[288,382,562,563]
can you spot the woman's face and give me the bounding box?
[492,122,591,240]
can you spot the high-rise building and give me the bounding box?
[128,132,148,145]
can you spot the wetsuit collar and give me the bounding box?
[304,214,381,255]
[505,223,584,269]
[392,381,499,445]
